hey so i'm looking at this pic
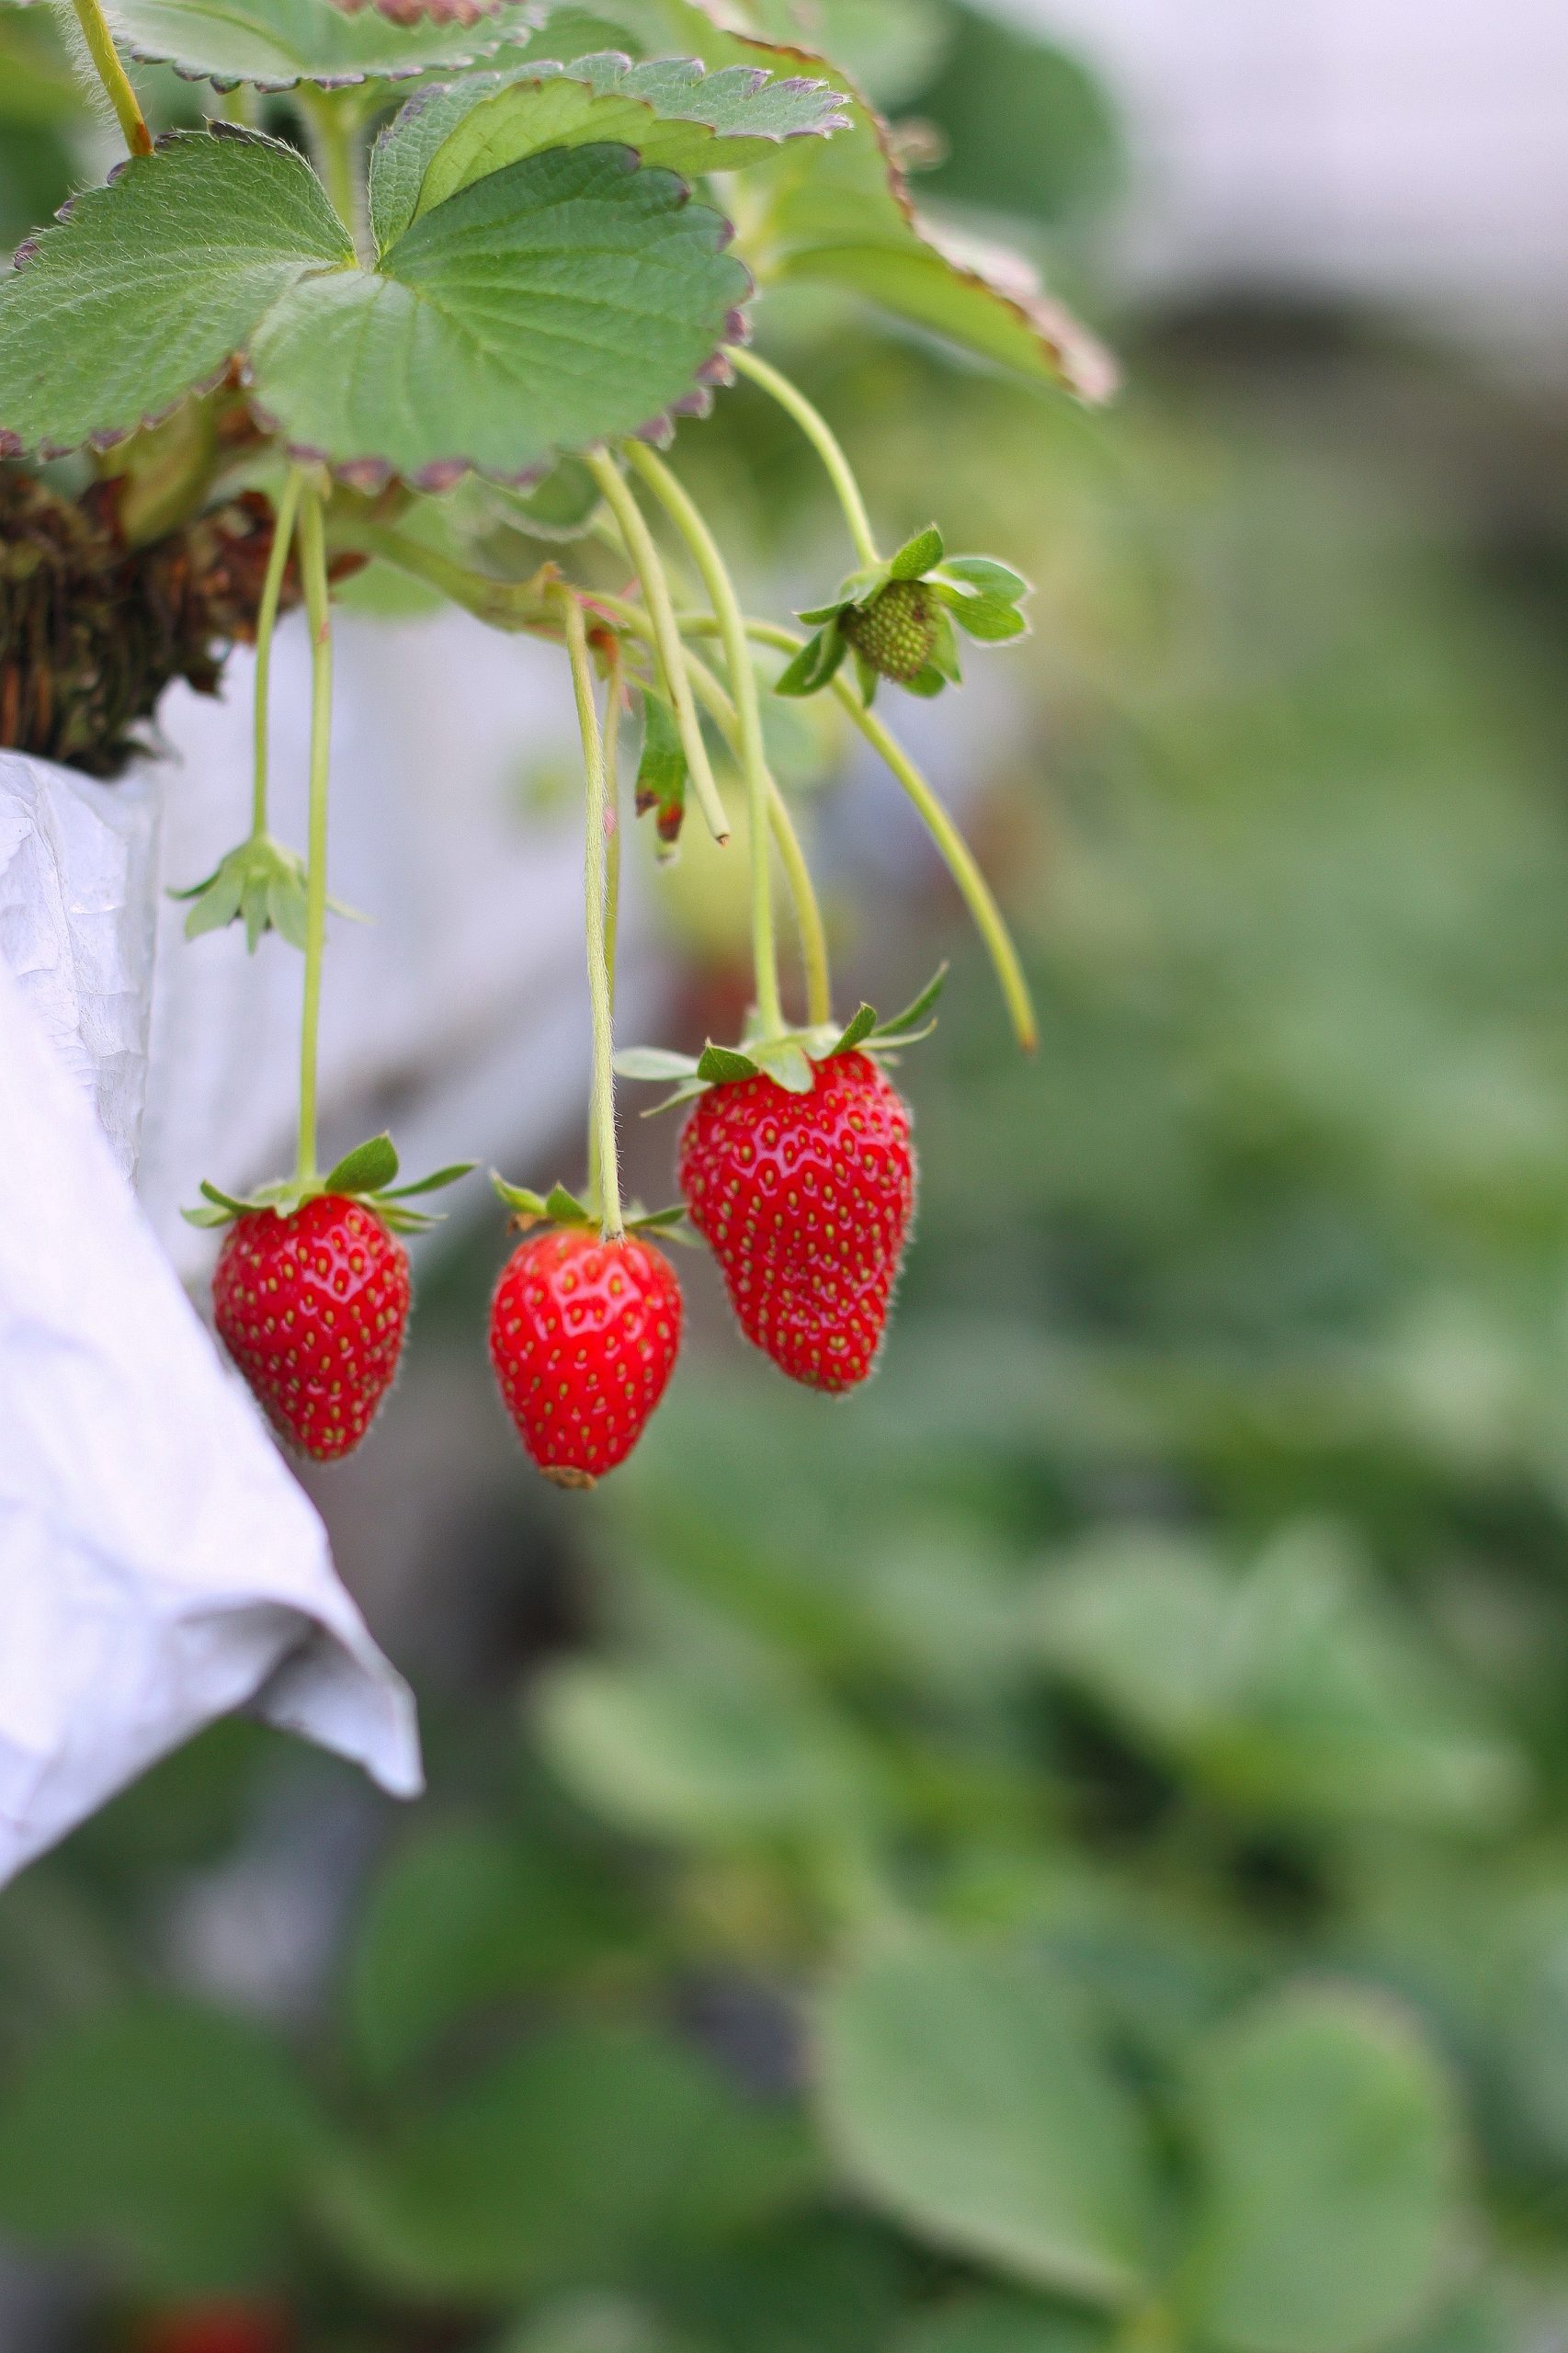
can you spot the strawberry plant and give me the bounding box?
[1,0,1103,1472]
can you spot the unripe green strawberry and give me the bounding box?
[842,580,937,684]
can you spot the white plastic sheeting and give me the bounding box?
[0,877,421,1887]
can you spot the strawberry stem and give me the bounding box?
[727,348,881,573]
[295,480,334,1186]
[67,0,152,157]
[588,637,626,1219]
[624,442,785,1040]
[585,592,833,1029]
[561,589,625,1244]
[689,613,1039,1055]
[583,450,731,851]
[250,468,301,844]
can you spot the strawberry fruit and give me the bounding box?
[213,1195,411,1461]
[842,580,937,684]
[679,1050,915,1392]
[134,2305,290,2353]
[490,1226,683,1487]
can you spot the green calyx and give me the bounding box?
[776,524,1032,706]
[614,965,949,1112]
[490,1175,687,1241]
[183,1132,474,1233]
[169,834,361,953]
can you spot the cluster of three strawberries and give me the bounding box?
[210,1051,914,1489]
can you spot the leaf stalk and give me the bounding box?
[584,449,732,850]
[295,480,334,1185]
[624,441,784,1040]
[561,590,624,1244]
[67,0,152,157]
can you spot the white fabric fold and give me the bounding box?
[0,755,422,1885]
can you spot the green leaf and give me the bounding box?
[266,870,311,949]
[370,52,849,251]
[940,556,1029,602]
[546,1183,596,1226]
[627,1202,689,1233]
[927,607,964,685]
[347,1822,634,2086]
[875,961,949,1038]
[1031,1525,1528,1831]
[178,861,246,939]
[535,1659,874,1843]
[899,2293,1110,2353]
[817,1937,1155,2305]
[108,0,540,91]
[616,1047,703,1082]
[1183,1988,1463,2353]
[635,688,689,850]
[774,623,848,699]
[324,2024,812,2299]
[324,1132,401,1197]
[1,127,751,485]
[832,1005,881,1055]
[890,523,944,580]
[493,1176,551,1218]
[199,1180,254,1215]
[252,142,752,486]
[181,1203,235,1229]
[521,1,1116,395]
[0,129,351,460]
[381,1161,477,1199]
[698,1043,763,1086]
[749,1038,815,1094]
[947,592,1030,645]
[0,1998,330,2295]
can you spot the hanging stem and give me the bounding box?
[624,441,784,1040]
[69,0,152,155]
[586,592,833,1029]
[676,611,1038,1054]
[250,469,302,842]
[588,640,626,1215]
[728,347,881,572]
[584,449,731,850]
[561,590,624,1244]
[603,636,625,1022]
[294,483,334,1187]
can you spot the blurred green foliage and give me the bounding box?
[6,4,1568,2350]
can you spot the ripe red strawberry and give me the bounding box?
[134,2302,290,2353]
[213,1195,410,1461]
[679,1050,915,1392]
[490,1227,682,1486]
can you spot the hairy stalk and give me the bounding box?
[583,450,731,848]
[681,612,1038,1053]
[587,592,832,1029]
[295,483,334,1184]
[561,591,624,1243]
[842,684,1039,1051]
[604,637,625,1020]
[326,519,561,631]
[250,470,302,840]
[299,89,369,263]
[588,640,626,1215]
[625,442,784,1039]
[727,347,881,572]
[67,0,152,155]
